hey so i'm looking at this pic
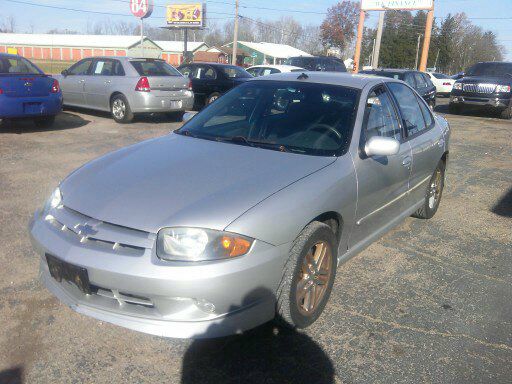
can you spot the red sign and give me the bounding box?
[130,0,154,18]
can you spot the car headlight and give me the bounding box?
[156,227,254,262]
[43,187,62,215]
[453,82,463,90]
[495,85,511,93]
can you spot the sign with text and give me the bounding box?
[130,0,154,18]
[166,3,205,28]
[361,0,433,11]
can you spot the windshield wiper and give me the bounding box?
[218,136,292,152]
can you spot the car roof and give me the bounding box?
[362,68,416,73]
[249,71,394,89]
[247,65,304,70]
[179,62,241,68]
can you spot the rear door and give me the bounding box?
[60,59,93,106]
[387,82,443,207]
[85,59,125,110]
[350,85,412,247]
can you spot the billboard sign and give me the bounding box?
[361,0,433,11]
[130,0,154,18]
[167,3,205,28]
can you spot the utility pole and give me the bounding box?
[372,11,385,69]
[353,10,366,73]
[419,2,435,71]
[232,0,239,65]
[414,34,422,70]
[369,38,376,68]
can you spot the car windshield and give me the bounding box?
[466,63,512,77]
[176,81,359,156]
[0,56,42,75]
[432,73,451,79]
[285,58,316,70]
[220,66,252,79]
[130,60,182,76]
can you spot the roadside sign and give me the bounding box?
[130,0,154,18]
[361,0,433,11]
[167,3,206,28]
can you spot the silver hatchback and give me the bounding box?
[30,72,450,338]
[56,57,194,123]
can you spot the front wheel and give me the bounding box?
[111,94,134,124]
[276,221,337,329]
[412,161,445,219]
[206,92,220,106]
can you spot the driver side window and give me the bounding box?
[68,59,93,75]
[388,82,427,137]
[364,87,401,141]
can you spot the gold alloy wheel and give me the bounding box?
[428,168,442,209]
[296,241,332,316]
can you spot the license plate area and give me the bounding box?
[23,102,42,114]
[46,254,91,294]
[169,100,182,109]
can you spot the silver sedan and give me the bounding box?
[29,72,450,338]
[56,57,194,123]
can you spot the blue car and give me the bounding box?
[0,54,62,127]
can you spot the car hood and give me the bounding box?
[461,76,511,85]
[60,134,336,234]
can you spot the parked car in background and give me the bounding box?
[177,62,252,108]
[360,69,437,109]
[0,53,62,127]
[30,72,450,338]
[284,56,347,72]
[246,65,305,77]
[449,61,512,119]
[56,57,193,123]
[425,72,455,97]
[451,72,464,80]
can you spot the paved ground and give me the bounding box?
[0,99,511,384]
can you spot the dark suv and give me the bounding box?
[284,56,347,72]
[449,61,512,119]
[360,69,437,109]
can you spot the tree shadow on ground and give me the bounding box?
[434,103,503,119]
[491,186,512,218]
[0,112,89,134]
[181,288,334,384]
[0,366,23,384]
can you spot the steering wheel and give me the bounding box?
[307,124,342,141]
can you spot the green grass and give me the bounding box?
[33,60,74,75]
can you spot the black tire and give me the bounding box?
[412,161,446,219]
[166,111,185,122]
[276,221,337,329]
[449,103,462,115]
[499,106,512,120]
[34,115,55,128]
[206,92,221,105]
[111,94,134,124]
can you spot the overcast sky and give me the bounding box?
[2,0,511,59]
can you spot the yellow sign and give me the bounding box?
[166,3,205,27]
[7,47,18,54]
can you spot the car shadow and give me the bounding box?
[0,366,23,384]
[491,186,512,218]
[63,106,186,125]
[181,287,335,384]
[0,112,90,134]
[434,103,501,119]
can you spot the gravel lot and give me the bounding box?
[1,99,511,383]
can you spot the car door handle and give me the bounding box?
[104,80,111,84]
[402,156,412,168]
[78,79,85,83]
[437,138,445,148]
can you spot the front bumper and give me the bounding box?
[0,93,63,118]
[450,94,510,109]
[29,208,289,338]
[129,90,194,113]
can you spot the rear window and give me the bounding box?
[361,71,404,81]
[0,56,42,75]
[130,60,182,77]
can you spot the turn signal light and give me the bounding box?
[51,79,60,93]
[220,236,252,257]
[135,76,151,92]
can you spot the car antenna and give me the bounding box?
[297,72,309,80]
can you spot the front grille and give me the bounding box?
[463,83,497,94]
[45,205,155,255]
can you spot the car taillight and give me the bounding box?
[188,79,193,91]
[135,76,151,92]
[0,87,3,95]
[443,82,451,86]
[51,79,60,93]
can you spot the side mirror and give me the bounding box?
[61,69,69,77]
[365,136,400,157]
[182,111,196,123]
